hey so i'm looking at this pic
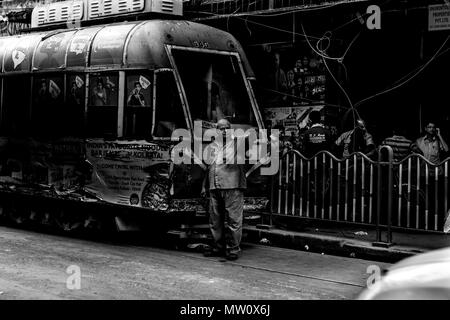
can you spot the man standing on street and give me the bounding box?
[201,119,247,261]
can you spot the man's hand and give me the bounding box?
[437,128,441,136]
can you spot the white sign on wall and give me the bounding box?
[429,4,450,31]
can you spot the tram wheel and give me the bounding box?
[7,204,30,225]
[54,210,83,232]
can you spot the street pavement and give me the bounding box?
[0,226,390,300]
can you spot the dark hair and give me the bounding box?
[134,81,141,87]
[348,127,366,154]
[424,121,436,128]
[309,110,321,124]
[96,78,104,85]
[392,126,406,136]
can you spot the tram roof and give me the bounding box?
[0,20,254,77]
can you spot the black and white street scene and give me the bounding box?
[0,0,449,303]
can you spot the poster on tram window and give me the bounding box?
[264,105,324,136]
[84,139,172,210]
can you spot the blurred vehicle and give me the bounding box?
[358,247,450,300]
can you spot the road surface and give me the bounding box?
[0,226,391,300]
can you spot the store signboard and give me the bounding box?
[429,4,450,31]
[264,105,324,136]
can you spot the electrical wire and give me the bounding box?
[236,16,324,41]
[354,35,450,109]
[301,22,363,130]
[257,86,346,110]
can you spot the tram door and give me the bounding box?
[153,70,202,198]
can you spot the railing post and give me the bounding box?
[374,145,395,247]
[376,151,382,243]
[382,145,394,245]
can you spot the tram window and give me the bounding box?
[153,71,187,138]
[124,73,153,138]
[172,50,256,127]
[1,76,31,136]
[87,73,118,137]
[65,74,86,136]
[31,76,64,137]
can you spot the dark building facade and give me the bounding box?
[185,0,450,146]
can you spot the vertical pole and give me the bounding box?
[398,163,403,226]
[306,160,310,217]
[337,162,341,221]
[314,156,318,218]
[376,152,382,243]
[369,164,374,224]
[344,158,349,221]
[375,146,394,245]
[321,153,326,219]
[278,154,282,214]
[361,157,365,223]
[435,167,439,231]
[292,12,296,44]
[284,154,289,215]
[329,158,333,220]
[387,148,394,243]
[299,158,303,216]
[292,154,296,215]
[407,158,412,228]
[425,164,429,230]
[352,154,357,222]
[445,162,449,224]
[270,173,274,226]
[416,157,421,229]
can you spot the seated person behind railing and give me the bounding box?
[300,110,332,158]
[382,127,413,162]
[335,119,376,158]
[411,121,448,166]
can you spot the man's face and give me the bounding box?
[135,84,142,92]
[274,54,280,67]
[425,123,436,135]
[302,57,309,67]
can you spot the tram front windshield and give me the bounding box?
[172,49,257,128]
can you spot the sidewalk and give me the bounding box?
[243,220,450,263]
[182,213,450,263]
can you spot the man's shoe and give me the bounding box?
[203,248,222,257]
[225,252,239,261]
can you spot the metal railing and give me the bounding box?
[270,147,450,241]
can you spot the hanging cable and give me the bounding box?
[354,35,450,109]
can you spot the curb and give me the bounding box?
[243,226,426,263]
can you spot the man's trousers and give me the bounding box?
[209,189,244,255]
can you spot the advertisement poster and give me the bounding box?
[0,137,85,189]
[85,139,172,210]
[264,105,324,136]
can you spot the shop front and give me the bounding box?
[186,0,450,149]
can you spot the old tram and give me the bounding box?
[0,0,269,233]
